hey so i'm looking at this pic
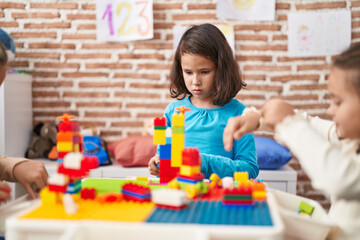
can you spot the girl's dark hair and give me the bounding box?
[0,42,7,65]
[333,42,360,96]
[170,23,246,106]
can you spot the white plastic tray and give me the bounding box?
[269,188,335,240]
[5,192,284,240]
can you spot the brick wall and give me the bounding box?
[1,0,359,209]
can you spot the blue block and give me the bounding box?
[122,189,151,199]
[177,177,200,184]
[159,144,171,159]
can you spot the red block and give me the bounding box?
[182,148,200,166]
[48,184,67,193]
[154,117,166,126]
[80,188,97,200]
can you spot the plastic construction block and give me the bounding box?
[234,172,249,183]
[154,117,166,127]
[253,191,267,202]
[175,106,191,116]
[253,182,266,192]
[147,200,273,226]
[80,188,97,200]
[177,173,204,181]
[177,177,199,185]
[154,130,166,145]
[70,122,80,131]
[96,193,123,204]
[172,113,185,127]
[66,180,82,194]
[182,147,200,166]
[172,126,184,134]
[57,132,72,142]
[122,183,151,195]
[57,142,73,152]
[180,165,200,176]
[58,122,73,132]
[298,201,314,215]
[159,144,171,159]
[151,189,188,209]
[224,186,253,195]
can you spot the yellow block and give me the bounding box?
[153,130,166,145]
[73,144,80,152]
[57,142,72,152]
[40,187,63,205]
[136,176,148,181]
[171,134,184,167]
[234,172,249,183]
[172,113,184,127]
[171,133,184,147]
[180,166,200,176]
[253,191,266,200]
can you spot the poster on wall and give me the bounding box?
[96,0,153,42]
[288,11,351,57]
[216,0,275,21]
[173,25,235,55]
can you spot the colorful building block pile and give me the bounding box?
[48,114,99,198]
[222,172,267,206]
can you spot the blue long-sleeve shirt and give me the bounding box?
[157,97,259,179]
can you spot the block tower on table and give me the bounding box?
[48,114,98,195]
[154,106,190,183]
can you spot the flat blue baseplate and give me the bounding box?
[147,200,273,226]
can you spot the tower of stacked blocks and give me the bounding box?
[154,106,191,183]
[48,114,98,195]
[57,113,82,164]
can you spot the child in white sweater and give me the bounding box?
[223,42,360,240]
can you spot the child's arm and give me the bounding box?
[0,180,11,203]
[201,133,259,179]
[275,113,360,200]
[223,99,295,151]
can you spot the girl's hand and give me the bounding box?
[261,99,295,130]
[13,160,48,199]
[148,154,160,175]
[0,180,11,203]
[223,110,261,151]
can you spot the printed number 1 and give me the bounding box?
[102,4,114,35]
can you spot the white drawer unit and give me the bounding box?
[0,72,32,158]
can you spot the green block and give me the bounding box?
[172,126,184,134]
[224,195,252,200]
[154,126,166,130]
[298,201,314,215]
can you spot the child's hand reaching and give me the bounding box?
[148,154,160,175]
[13,160,48,199]
[261,99,295,130]
[223,99,295,151]
[0,181,11,203]
[223,109,261,152]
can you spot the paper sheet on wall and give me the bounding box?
[96,0,153,42]
[216,0,275,21]
[288,11,351,57]
[173,25,235,55]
